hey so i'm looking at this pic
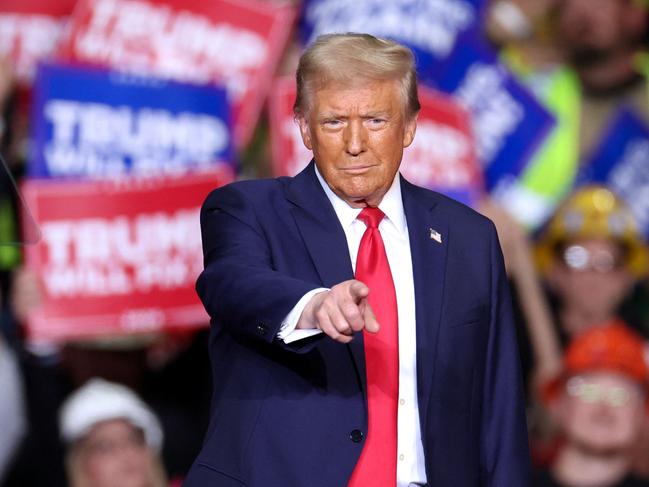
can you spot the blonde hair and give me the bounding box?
[294,33,420,119]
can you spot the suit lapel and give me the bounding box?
[285,165,449,413]
[401,177,448,435]
[285,162,367,392]
[286,161,354,286]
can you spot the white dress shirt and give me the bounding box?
[278,167,427,487]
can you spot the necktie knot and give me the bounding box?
[358,207,385,229]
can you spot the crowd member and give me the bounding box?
[479,199,562,392]
[59,378,168,487]
[3,266,72,487]
[0,57,23,297]
[0,334,25,484]
[485,0,579,227]
[485,0,649,228]
[487,0,563,69]
[535,321,649,487]
[535,185,649,342]
[558,0,649,155]
[5,266,210,486]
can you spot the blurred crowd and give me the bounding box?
[2,0,649,486]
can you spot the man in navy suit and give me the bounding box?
[185,33,530,486]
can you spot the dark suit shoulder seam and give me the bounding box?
[206,183,271,240]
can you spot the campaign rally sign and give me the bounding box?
[268,77,312,178]
[430,36,554,192]
[56,0,297,146]
[579,108,649,239]
[0,0,76,84]
[401,87,483,204]
[268,76,483,204]
[21,168,232,342]
[300,0,486,85]
[29,63,233,180]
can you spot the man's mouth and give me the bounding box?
[341,165,375,175]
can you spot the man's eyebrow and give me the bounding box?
[318,112,347,120]
[361,111,390,117]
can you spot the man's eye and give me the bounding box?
[323,120,342,127]
[368,118,386,126]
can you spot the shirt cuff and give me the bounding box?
[277,288,328,344]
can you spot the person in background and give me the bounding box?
[479,199,562,393]
[59,378,168,487]
[535,321,649,487]
[5,263,211,486]
[535,185,648,342]
[0,333,26,484]
[487,0,562,66]
[557,0,649,155]
[484,0,577,228]
[484,0,649,229]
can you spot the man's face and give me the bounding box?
[548,238,633,329]
[558,372,645,452]
[558,0,632,64]
[80,419,155,487]
[298,80,417,208]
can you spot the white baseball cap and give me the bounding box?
[59,378,163,451]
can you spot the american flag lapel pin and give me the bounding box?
[429,228,442,244]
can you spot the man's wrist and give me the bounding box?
[277,288,328,341]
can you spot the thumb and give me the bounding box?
[362,301,380,334]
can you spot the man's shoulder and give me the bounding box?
[402,179,494,233]
[202,175,293,209]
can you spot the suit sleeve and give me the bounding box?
[196,184,322,346]
[481,222,531,486]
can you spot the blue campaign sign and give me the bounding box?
[579,108,649,239]
[299,0,486,85]
[29,63,234,179]
[428,36,554,191]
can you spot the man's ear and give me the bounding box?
[403,115,417,148]
[297,115,313,150]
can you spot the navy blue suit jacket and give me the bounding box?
[184,162,530,486]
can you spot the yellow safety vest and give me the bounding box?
[498,47,582,228]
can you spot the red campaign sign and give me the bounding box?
[21,168,233,343]
[268,77,484,196]
[400,87,483,193]
[0,0,77,84]
[268,76,312,178]
[57,0,297,147]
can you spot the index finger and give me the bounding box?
[348,280,370,303]
[361,300,380,334]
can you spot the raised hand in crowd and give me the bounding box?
[9,266,42,325]
[0,57,13,112]
[478,198,562,389]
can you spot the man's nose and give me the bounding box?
[344,120,366,156]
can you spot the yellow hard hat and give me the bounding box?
[535,185,649,278]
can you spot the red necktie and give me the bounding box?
[348,207,399,487]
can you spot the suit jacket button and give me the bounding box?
[350,429,364,443]
[257,324,267,336]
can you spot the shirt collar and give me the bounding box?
[314,164,407,235]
